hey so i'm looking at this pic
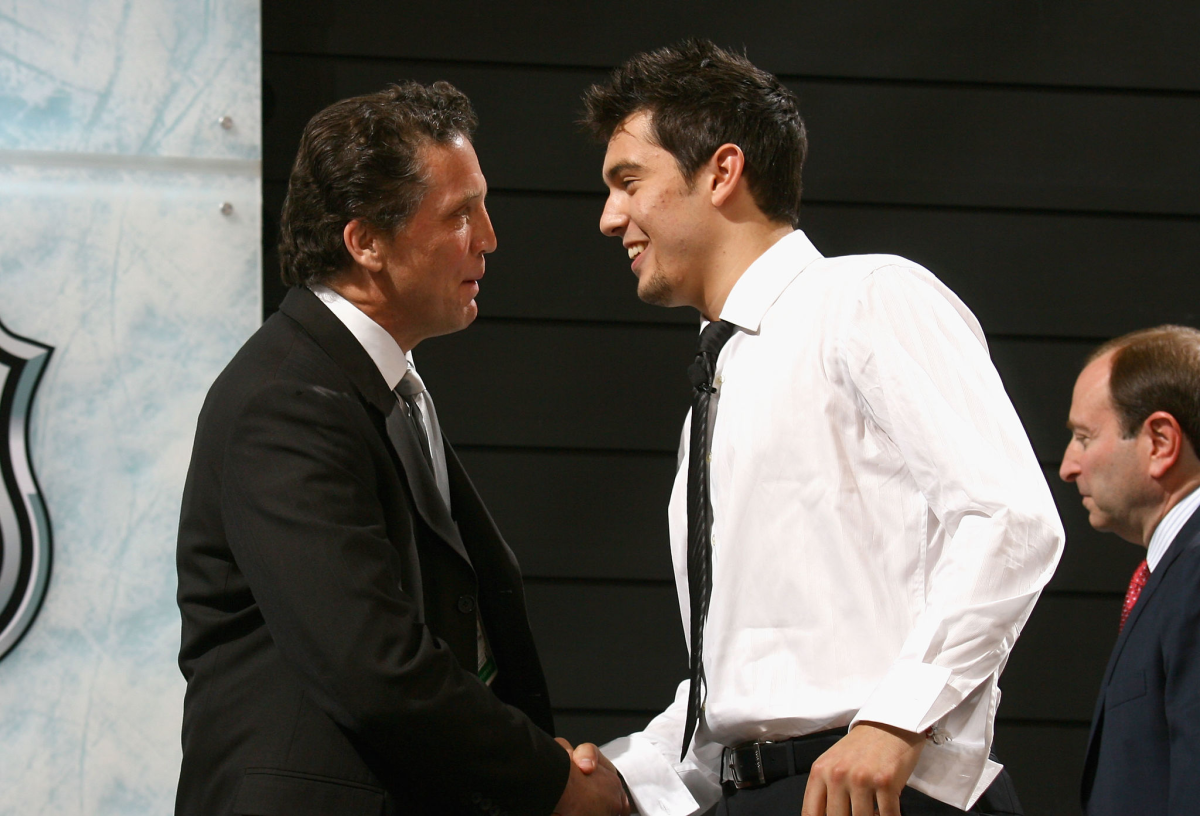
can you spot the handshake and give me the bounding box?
[552,739,632,816]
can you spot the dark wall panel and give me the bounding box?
[264,0,1200,92]
[999,595,1120,722]
[525,582,686,712]
[993,723,1089,816]
[457,448,675,581]
[417,321,695,452]
[989,339,1091,463]
[262,55,606,186]
[264,55,1200,214]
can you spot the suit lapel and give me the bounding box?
[279,287,472,567]
[1100,505,1200,687]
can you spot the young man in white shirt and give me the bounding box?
[568,40,1064,816]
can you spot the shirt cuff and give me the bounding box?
[850,659,953,734]
[602,733,702,816]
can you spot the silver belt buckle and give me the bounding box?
[724,741,768,789]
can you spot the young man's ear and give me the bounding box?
[343,219,385,272]
[708,143,746,208]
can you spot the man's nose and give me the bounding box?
[1059,448,1080,482]
[477,205,498,254]
[599,196,627,237]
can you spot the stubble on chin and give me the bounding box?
[637,269,674,307]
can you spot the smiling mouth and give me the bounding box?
[627,243,646,261]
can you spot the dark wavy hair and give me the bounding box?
[1089,325,1200,452]
[581,39,806,227]
[278,81,478,286]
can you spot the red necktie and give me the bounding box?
[1119,560,1150,632]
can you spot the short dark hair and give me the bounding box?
[1089,325,1200,452]
[278,81,478,286]
[581,39,807,227]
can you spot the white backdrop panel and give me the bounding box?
[0,161,260,816]
[0,0,261,813]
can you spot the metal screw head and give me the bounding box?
[218,116,234,130]
[220,202,234,216]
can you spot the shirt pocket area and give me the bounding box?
[1105,670,1148,711]
[233,768,385,815]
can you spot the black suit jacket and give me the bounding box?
[1081,503,1200,815]
[176,287,569,816]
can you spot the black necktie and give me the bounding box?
[681,319,737,760]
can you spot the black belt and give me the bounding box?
[720,727,850,790]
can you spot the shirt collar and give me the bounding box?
[718,230,823,333]
[309,284,411,390]
[1147,484,1200,572]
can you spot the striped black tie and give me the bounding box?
[681,319,737,760]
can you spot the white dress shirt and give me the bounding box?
[604,231,1065,814]
[309,284,451,508]
[1147,486,1200,572]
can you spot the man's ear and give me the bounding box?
[1144,410,1185,479]
[343,219,384,272]
[708,143,746,208]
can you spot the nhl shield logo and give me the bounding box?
[0,320,53,661]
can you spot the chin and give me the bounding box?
[637,272,676,307]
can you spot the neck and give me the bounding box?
[697,222,794,321]
[1141,469,1200,546]
[325,269,419,351]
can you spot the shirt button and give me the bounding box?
[457,595,476,613]
[706,452,712,463]
[716,375,724,386]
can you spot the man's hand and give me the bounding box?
[553,738,631,816]
[801,722,925,816]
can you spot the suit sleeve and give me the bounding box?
[1165,547,1200,813]
[221,379,569,815]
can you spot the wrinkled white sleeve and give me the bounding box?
[839,264,1065,809]
[601,680,725,816]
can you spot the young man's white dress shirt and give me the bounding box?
[604,230,1065,815]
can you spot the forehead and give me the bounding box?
[416,136,485,197]
[602,112,675,173]
[1072,354,1116,419]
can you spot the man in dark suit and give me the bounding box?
[174,81,627,816]
[1060,325,1200,815]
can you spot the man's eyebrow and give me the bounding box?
[604,161,643,184]
[450,189,485,210]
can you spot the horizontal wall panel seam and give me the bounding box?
[0,149,261,176]
[261,49,1200,99]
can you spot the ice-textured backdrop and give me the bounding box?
[0,1,261,812]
